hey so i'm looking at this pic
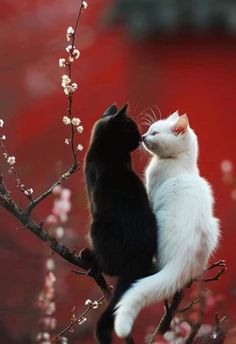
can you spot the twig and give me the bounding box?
[51,296,104,343]
[26,162,80,215]
[178,297,200,313]
[66,1,84,164]
[211,314,227,344]
[158,291,184,334]
[148,291,184,344]
[185,283,206,344]
[201,267,226,283]
[198,260,226,283]
[206,260,226,271]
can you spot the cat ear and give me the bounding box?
[103,104,118,117]
[114,104,128,118]
[168,110,179,121]
[172,114,189,134]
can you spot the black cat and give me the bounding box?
[84,104,157,343]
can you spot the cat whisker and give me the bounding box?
[153,105,162,120]
[139,112,155,125]
[148,107,157,122]
[139,121,153,127]
[135,111,147,123]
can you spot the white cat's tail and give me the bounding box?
[114,263,189,338]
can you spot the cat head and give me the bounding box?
[90,104,141,154]
[142,111,198,158]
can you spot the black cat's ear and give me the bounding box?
[114,104,128,118]
[103,104,118,117]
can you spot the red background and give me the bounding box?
[0,0,235,343]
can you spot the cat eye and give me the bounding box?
[151,131,160,136]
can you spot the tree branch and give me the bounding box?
[148,291,184,343]
[26,162,80,215]
[51,296,105,343]
[0,177,111,300]
[148,260,227,344]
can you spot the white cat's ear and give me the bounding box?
[168,111,179,121]
[172,114,189,134]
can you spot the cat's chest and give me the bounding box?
[146,163,165,205]
[145,160,167,189]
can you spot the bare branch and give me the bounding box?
[178,297,200,313]
[0,178,111,300]
[185,284,206,344]
[148,260,227,343]
[148,291,184,344]
[26,162,80,215]
[198,260,226,283]
[205,260,226,271]
[51,296,104,343]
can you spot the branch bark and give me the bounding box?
[0,176,111,299]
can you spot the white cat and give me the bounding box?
[114,111,220,338]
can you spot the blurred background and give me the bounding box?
[0,0,236,343]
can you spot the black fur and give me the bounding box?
[84,104,157,343]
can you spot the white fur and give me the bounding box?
[114,112,220,338]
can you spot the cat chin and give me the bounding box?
[142,140,163,157]
[142,140,155,152]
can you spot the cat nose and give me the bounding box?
[142,135,146,141]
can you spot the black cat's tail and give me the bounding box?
[96,261,153,344]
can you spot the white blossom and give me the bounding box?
[55,226,64,239]
[24,188,33,196]
[61,75,71,88]
[63,83,78,95]
[63,82,78,95]
[82,1,88,9]
[46,214,58,225]
[59,58,66,67]
[73,49,80,59]
[77,125,84,133]
[85,299,92,306]
[45,301,56,315]
[63,116,71,125]
[71,82,78,91]
[64,138,70,145]
[78,317,87,325]
[52,185,62,195]
[65,45,74,53]
[77,144,83,151]
[66,26,74,41]
[68,56,74,63]
[1,135,6,140]
[45,271,56,287]
[64,86,70,96]
[71,117,81,126]
[36,332,50,341]
[61,188,71,200]
[0,119,4,127]
[46,258,56,271]
[7,156,16,165]
[92,301,99,309]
